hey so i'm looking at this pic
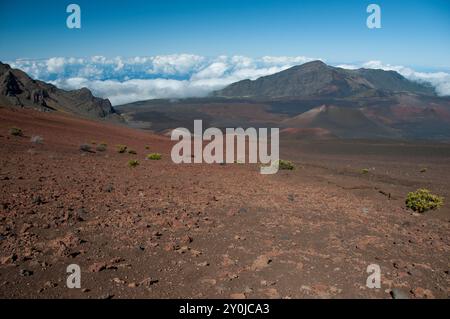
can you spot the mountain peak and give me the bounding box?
[213,61,435,98]
[298,60,327,67]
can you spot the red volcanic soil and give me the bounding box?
[280,127,335,139]
[0,107,449,298]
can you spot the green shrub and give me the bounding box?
[128,159,139,168]
[128,149,137,155]
[420,168,427,173]
[405,189,444,213]
[147,153,162,160]
[278,160,295,170]
[117,145,127,153]
[361,168,369,174]
[9,127,23,136]
[145,146,150,150]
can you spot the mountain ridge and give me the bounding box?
[0,61,119,120]
[213,60,436,98]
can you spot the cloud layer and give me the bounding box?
[6,55,450,105]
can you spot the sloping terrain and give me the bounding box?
[281,105,399,138]
[0,107,448,298]
[116,61,450,140]
[117,93,450,139]
[0,62,119,120]
[213,61,435,98]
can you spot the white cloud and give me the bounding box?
[147,54,205,75]
[46,57,66,73]
[359,60,450,96]
[6,54,450,105]
[190,62,228,80]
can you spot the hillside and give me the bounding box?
[1,106,449,298]
[0,62,119,120]
[213,61,436,98]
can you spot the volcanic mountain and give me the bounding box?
[0,62,118,120]
[213,60,435,98]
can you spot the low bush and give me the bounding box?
[9,127,23,136]
[128,149,137,155]
[361,168,369,174]
[147,153,162,160]
[128,159,139,168]
[405,189,444,213]
[117,145,127,153]
[278,160,295,170]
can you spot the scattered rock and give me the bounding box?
[104,184,114,192]
[181,235,193,244]
[1,254,17,265]
[44,281,58,288]
[19,269,33,277]
[201,279,216,286]
[140,277,159,287]
[264,288,281,299]
[251,255,272,271]
[197,261,209,267]
[411,287,435,299]
[230,293,246,299]
[390,288,410,299]
[112,278,125,284]
[89,262,107,273]
[32,195,44,205]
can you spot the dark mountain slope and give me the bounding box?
[213,60,435,98]
[0,62,118,120]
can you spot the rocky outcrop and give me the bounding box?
[0,61,119,120]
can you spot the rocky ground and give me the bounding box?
[0,107,448,298]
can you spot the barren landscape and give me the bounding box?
[1,107,448,298]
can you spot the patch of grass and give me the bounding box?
[9,127,23,136]
[147,153,162,160]
[30,135,44,144]
[278,159,295,170]
[117,145,127,153]
[361,168,369,174]
[128,149,137,155]
[79,144,92,152]
[405,189,444,213]
[91,140,97,145]
[420,167,427,173]
[128,159,139,168]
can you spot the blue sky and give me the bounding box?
[1,1,449,104]
[1,0,449,67]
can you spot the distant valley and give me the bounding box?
[116,61,450,140]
